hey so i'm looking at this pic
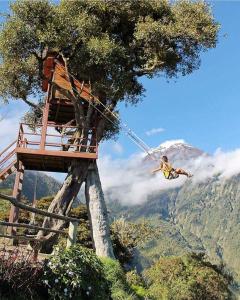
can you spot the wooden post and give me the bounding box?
[40,101,50,150]
[66,221,78,248]
[8,161,25,241]
[30,173,38,225]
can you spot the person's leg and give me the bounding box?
[175,168,191,177]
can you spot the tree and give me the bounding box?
[143,253,233,300]
[0,0,219,255]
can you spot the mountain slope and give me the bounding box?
[107,141,240,285]
[0,171,61,201]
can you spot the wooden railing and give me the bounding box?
[0,140,17,171]
[0,192,79,249]
[17,123,97,154]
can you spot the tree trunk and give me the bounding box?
[36,159,89,252]
[85,162,115,258]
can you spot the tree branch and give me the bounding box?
[22,97,42,111]
[131,61,165,77]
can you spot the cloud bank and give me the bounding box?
[98,147,240,206]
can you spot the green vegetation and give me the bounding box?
[110,176,240,285]
[126,270,147,299]
[144,253,232,300]
[0,0,219,141]
[111,217,158,265]
[101,257,138,300]
[43,245,109,300]
[0,189,11,223]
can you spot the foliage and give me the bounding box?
[0,247,46,300]
[0,189,12,222]
[101,257,137,300]
[0,0,219,138]
[70,205,93,248]
[0,188,30,228]
[43,245,109,300]
[126,270,148,299]
[57,203,93,249]
[143,253,233,300]
[111,217,158,265]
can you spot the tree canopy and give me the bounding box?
[0,0,219,138]
[144,253,232,300]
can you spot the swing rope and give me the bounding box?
[54,61,157,160]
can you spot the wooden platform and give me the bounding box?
[15,148,97,172]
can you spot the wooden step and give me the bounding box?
[0,160,17,182]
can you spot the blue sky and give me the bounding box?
[111,1,240,157]
[1,1,240,160]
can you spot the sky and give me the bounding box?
[0,1,240,185]
[111,1,240,157]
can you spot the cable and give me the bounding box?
[54,61,157,160]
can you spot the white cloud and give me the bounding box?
[145,127,165,136]
[98,153,186,205]
[98,146,240,206]
[191,148,240,182]
[112,142,124,155]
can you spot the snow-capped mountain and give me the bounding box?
[145,139,205,164]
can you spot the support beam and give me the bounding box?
[40,101,50,150]
[8,161,24,239]
[66,221,78,248]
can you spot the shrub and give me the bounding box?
[111,218,158,265]
[43,245,110,300]
[101,257,138,300]
[0,247,46,300]
[126,270,147,299]
[144,253,233,300]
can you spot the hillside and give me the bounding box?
[107,141,240,285]
[0,171,61,201]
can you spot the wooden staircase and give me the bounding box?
[0,140,17,183]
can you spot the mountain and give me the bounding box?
[107,140,240,286]
[0,171,61,201]
[147,139,205,163]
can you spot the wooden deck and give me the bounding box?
[15,148,97,172]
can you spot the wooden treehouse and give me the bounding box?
[0,52,98,236]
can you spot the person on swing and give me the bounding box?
[152,155,193,180]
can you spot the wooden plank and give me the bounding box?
[0,140,17,157]
[16,148,97,159]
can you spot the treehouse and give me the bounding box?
[0,52,99,233]
[0,52,98,179]
[0,53,98,233]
